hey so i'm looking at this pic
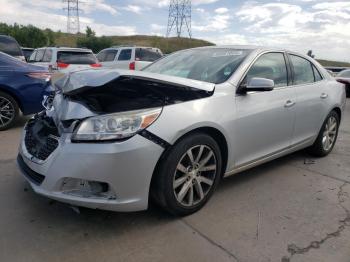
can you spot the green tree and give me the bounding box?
[86,26,95,37]
[76,27,112,53]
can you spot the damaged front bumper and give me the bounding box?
[17,115,165,212]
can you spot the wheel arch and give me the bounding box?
[332,107,342,122]
[0,85,23,112]
[149,126,229,202]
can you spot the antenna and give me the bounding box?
[63,0,81,34]
[166,0,192,38]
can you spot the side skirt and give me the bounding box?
[224,138,314,178]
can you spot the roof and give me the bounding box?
[35,47,93,52]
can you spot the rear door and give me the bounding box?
[135,48,163,70]
[234,52,297,167]
[288,54,329,145]
[114,48,133,70]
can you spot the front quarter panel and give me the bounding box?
[147,84,236,172]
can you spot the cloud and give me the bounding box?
[80,0,118,15]
[130,0,219,8]
[122,5,143,14]
[0,0,136,36]
[215,7,229,14]
[233,1,350,61]
[193,9,232,32]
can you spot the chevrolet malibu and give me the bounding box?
[17,46,346,216]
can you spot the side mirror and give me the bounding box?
[246,77,275,92]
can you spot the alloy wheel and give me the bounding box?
[173,145,217,207]
[322,116,337,151]
[0,96,15,128]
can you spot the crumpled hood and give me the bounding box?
[52,68,215,94]
[48,68,215,125]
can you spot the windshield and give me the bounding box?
[143,48,251,84]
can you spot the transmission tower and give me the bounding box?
[166,0,192,38]
[63,0,81,34]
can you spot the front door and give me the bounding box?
[233,52,297,167]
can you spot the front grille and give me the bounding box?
[17,154,45,185]
[24,116,59,161]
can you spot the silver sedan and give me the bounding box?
[17,46,346,216]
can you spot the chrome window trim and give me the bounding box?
[287,52,326,85]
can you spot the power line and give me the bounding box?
[63,0,81,34]
[166,0,192,38]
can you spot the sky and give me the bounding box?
[0,0,349,61]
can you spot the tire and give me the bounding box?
[152,133,222,216]
[308,110,340,157]
[0,91,19,131]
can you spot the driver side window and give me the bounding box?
[246,52,288,88]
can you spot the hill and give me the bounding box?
[55,33,214,54]
[317,59,350,68]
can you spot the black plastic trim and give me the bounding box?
[139,130,171,149]
[17,154,45,186]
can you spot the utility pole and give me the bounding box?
[63,0,81,34]
[166,0,192,38]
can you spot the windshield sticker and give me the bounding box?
[212,51,243,57]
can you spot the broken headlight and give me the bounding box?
[71,108,162,142]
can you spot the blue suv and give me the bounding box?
[0,52,51,130]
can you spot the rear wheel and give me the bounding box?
[308,111,339,157]
[0,91,19,131]
[152,133,222,216]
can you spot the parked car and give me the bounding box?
[28,47,101,72]
[335,69,350,97]
[325,66,350,75]
[21,47,34,62]
[0,52,51,130]
[97,46,163,70]
[17,46,346,216]
[0,35,25,61]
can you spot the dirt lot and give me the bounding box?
[0,100,349,262]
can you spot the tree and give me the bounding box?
[76,26,112,53]
[0,23,52,47]
[85,26,95,37]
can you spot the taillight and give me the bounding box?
[26,72,52,81]
[57,62,69,68]
[90,63,102,68]
[129,61,135,70]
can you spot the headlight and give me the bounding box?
[71,108,162,142]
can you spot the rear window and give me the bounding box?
[0,36,23,57]
[57,51,97,64]
[136,48,162,62]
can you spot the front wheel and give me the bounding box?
[308,111,340,157]
[0,91,19,131]
[152,133,222,216]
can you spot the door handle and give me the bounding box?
[320,93,328,99]
[284,100,296,108]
